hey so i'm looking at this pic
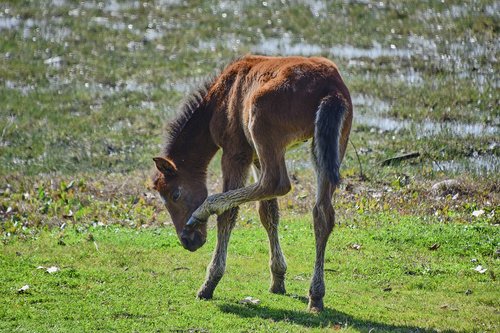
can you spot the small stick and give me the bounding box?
[381,152,420,166]
[349,139,364,180]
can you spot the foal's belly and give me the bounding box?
[287,138,310,150]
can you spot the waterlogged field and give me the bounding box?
[0,0,499,332]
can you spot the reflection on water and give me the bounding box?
[4,81,34,95]
[355,114,498,138]
[433,155,499,175]
[251,37,321,56]
[351,94,390,113]
[330,43,411,59]
[168,77,207,93]
[251,36,412,59]
[0,17,20,29]
[352,93,499,138]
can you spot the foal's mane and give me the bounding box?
[162,78,215,156]
[162,56,244,156]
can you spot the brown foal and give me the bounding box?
[152,55,352,312]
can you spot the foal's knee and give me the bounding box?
[259,177,291,197]
[275,179,291,196]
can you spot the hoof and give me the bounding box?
[270,282,286,295]
[186,215,206,228]
[197,289,214,300]
[308,298,324,313]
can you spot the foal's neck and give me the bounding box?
[167,105,219,178]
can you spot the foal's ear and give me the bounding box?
[153,157,177,176]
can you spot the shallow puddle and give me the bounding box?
[356,114,498,138]
[251,36,413,59]
[81,80,154,96]
[167,77,207,94]
[4,81,35,95]
[433,155,499,175]
[50,0,68,7]
[352,93,498,137]
[102,0,140,13]
[0,17,21,30]
[351,94,390,114]
[329,44,411,59]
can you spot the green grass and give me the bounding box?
[1,214,498,332]
[0,0,499,331]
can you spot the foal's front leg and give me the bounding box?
[197,152,250,299]
[197,208,238,299]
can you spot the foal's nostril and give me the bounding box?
[180,235,190,248]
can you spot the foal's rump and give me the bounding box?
[237,56,352,185]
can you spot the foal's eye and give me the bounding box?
[172,189,181,202]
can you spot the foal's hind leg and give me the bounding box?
[253,162,287,294]
[308,172,336,312]
[197,152,251,299]
[259,199,287,294]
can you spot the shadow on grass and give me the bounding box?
[218,294,464,333]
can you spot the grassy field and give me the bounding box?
[0,0,499,332]
[1,214,498,332]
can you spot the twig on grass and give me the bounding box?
[349,139,365,180]
[381,152,420,166]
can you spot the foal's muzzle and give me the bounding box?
[180,228,206,252]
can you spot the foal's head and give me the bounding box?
[153,157,208,252]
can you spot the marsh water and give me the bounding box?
[0,0,498,177]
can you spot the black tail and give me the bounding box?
[313,94,348,185]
